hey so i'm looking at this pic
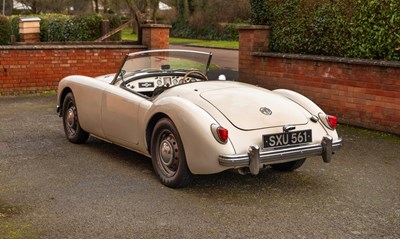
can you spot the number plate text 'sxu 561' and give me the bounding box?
[263,130,312,148]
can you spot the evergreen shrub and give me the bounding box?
[250,0,400,60]
[5,13,122,44]
[0,15,11,44]
[171,21,239,41]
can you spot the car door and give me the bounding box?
[101,85,145,149]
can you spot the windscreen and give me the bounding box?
[121,50,212,75]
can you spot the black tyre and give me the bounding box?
[270,159,306,171]
[62,92,89,144]
[151,118,192,188]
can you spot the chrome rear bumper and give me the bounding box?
[219,135,342,175]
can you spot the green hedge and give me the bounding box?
[171,21,239,41]
[0,15,11,45]
[39,14,69,42]
[105,14,123,41]
[9,16,21,42]
[348,0,400,60]
[4,14,122,44]
[250,0,400,61]
[171,22,239,41]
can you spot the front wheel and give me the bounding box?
[151,118,192,188]
[62,92,89,144]
[270,159,306,171]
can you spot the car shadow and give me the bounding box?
[83,136,154,171]
[81,137,335,195]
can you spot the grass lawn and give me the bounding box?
[121,28,238,49]
[121,28,138,41]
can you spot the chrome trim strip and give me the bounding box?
[127,49,211,57]
[219,137,342,168]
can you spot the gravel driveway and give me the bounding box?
[0,94,399,239]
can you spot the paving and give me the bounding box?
[0,94,399,239]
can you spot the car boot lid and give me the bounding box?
[200,86,309,130]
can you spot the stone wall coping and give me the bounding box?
[0,43,147,51]
[141,24,172,29]
[253,52,400,68]
[237,25,271,30]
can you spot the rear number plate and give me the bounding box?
[263,130,312,148]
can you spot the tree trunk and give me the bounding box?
[176,0,189,21]
[150,0,159,23]
[124,0,145,44]
[136,11,143,44]
[94,0,99,13]
[73,0,89,13]
[0,0,13,15]
[183,0,189,20]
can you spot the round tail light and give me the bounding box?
[211,124,229,144]
[327,115,338,129]
[217,127,228,143]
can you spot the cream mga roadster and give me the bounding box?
[57,49,342,188]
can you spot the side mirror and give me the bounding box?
[218,74,226,81]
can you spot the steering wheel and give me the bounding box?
[182,70,208,83]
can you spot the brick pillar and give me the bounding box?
[141,24,171,50]
[237,25,271,84]
[19,17,41,43]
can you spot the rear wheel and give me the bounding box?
[62,92,89,144]
[151,118,192,188]
[270,159,306,171]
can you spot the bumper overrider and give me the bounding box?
[219,135,342,175]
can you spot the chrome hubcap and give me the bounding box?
[66,108,76,128]
[157,132,179,176]
[65,104,77,136]
[160,140,174,166]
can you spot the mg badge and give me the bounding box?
[259,107,272,115]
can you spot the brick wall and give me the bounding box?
[238,25,400,135]
[0,44,146,95]
[0,23,170,96]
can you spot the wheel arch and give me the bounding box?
[146,112,171,155]
[144,96,236,174]
[57,87,73,117]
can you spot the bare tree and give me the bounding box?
[46,0,72,12]
[93,0,99,12]
[0,0,13,15]
[72,0,90,13]
[124,0,148,43]
[17,0,42,13]
[16,0,72,13]
[148,0,160,23]
[175,0,189,21]
[101,0,111,13]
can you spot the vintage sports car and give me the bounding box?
[57,49,342,188]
